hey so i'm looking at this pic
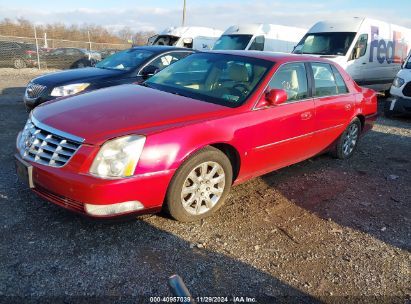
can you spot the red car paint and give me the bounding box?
[18,51,378,217]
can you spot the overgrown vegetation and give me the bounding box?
[0,18,155,45]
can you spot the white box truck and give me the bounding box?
[293,17,411,91]
[212,23,307,52]
[148,26,223,50]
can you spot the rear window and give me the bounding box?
[311,62,349,97]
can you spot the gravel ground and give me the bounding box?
[0,68,410,303]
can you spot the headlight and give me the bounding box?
[392,77,405,88]
[89,135,146,178]
[50,83,90,97]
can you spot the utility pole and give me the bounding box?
[182,0,186,27]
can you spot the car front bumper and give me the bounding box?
[15,143,174,218]
[385,96,411,115]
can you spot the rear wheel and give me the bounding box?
[165,146,232,222]
[332,118,361,159]
[13,58,26,69]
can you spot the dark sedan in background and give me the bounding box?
[24,46,194,110]
[0,41,39,69]
[40,47,101,69]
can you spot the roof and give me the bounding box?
[130,45,195,53]
[205,50,327,63]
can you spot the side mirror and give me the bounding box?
[140,65,160,79]
[256,89,288,108]
[266,89,288,105]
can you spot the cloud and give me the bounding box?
[0,1,410,33]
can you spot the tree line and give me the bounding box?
[0,18,156,46]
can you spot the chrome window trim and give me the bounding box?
[137,50,194,76]
[31,115,85,143]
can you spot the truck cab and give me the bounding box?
[213,23,306,53]
[148,26,223,51]
[293,18,411,92]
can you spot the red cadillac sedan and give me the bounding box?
[15,51,377,222]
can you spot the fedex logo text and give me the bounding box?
[369,26,408,64]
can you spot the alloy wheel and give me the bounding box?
[181,161,225,215]
[342,123,359,156]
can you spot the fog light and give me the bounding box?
[84,201,144,217]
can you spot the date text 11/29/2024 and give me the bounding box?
[149,296,256,303]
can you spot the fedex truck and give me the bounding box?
[213,23,307,53]
[148,26,223,50]
[293,18,411,91]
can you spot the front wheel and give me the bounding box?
[13,58,26,69]
[165,147,233,222]
[332,118,361,159]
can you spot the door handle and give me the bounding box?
[300,111,312,120]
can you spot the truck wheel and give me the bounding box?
[165,146,233,222]
[13,58,26,69]
[332,118,361,160]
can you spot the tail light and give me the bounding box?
[25,50,36,58]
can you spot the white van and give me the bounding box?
[293,18,411,91]
[213,24,307,53]
[385,51,411,116]
[148,26,223,50]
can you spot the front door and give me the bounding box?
[247,62,316,176]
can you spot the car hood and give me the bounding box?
[31,67,127,87]
[32,84,230,145]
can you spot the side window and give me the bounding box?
[51,49,65,55]
[0,42,19,50]
[268,62,308,101]
[66,49,81,56]
[249,36,265,51]
[170,51,192,60]
[349,34,368,60]
[149,53,185,70]
[331,65,349,94]
[311,63,339,97]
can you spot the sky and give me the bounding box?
[0,0,410,32]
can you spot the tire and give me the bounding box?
[13,58,26,69]
[165,146,233,222]
[76,62,86,68]
[332,118,361,160]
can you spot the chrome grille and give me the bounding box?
[25,82,46,99]
[18,118,82,167]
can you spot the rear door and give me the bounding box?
[310,62,355,152]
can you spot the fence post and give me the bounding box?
[87,31,92,51]
[33,25,41,70]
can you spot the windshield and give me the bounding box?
[405,55,411,69]
[95,49,153,71]
[145,52,273,108]
[293,32,356,56]
[213,35,253,50]
[152,35,180,46]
